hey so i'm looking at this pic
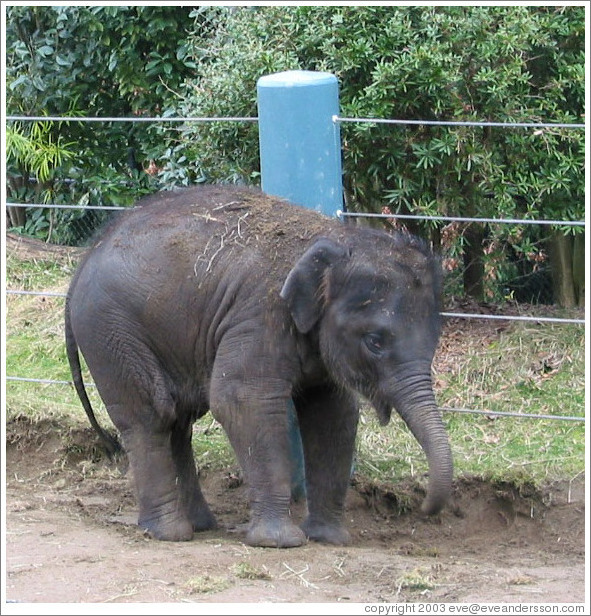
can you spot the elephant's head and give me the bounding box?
[281,229,452,515]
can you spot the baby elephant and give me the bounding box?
[65,185,452,548]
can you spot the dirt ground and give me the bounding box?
[3,418,586,607]
[3,232,588,609]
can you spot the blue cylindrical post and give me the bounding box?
[257,70,343,216]
[257,71,343,501]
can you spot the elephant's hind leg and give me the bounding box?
[120,422,194,541]
[80,328,196,540]
[101,375,195,540]
[171,420,217,532]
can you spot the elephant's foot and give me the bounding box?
[189,503,218,532]
[138,511,194,542]
[301,517,351,545]
[245,518,307,548]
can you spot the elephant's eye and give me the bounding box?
[363,333,384,356]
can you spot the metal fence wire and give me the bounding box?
[4,113,586,424]
[6,202,584,323]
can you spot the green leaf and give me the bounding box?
[145,59,161,71]
[37,45,54,56]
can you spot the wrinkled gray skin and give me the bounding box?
[65,185,453,548]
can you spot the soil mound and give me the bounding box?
[4,416,586,604]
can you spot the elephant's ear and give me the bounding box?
[280,238,349,334]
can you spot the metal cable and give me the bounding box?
[6,203,128,211]
[439,406,584,422]
[337,210,585,227]
[5,377,583,423]
[6,290,67,297]
[334,115,585,129]
[8,204,584,228]
[7,114,585,129]
[440,312,585,325]
[6,377,80,387]
[6,115,258,123]
[6,291,584,325]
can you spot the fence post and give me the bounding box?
[257,70,343,500]
[257,70,343,215]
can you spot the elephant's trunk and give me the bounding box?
[387,363,453,515]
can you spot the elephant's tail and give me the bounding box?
[64,296,121,459]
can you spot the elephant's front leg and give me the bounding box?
[296,386,359,545]
[210,376,306,548]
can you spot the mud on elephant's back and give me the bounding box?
[135,184,337,272]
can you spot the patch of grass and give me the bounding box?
[507,574,536,586]
[192,419,237,472]
[437,321,585,419]
[6,252,75,291]
[440,321,585,486]
[231,562,272,581]
[5,381,111,429]
[395,566,435,591]
[183,574,231,594]
[6,314,72,382]
[6,253,75,385]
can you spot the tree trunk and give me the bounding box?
[7,206,26,228]
[550,232,575,308]
[7,173,27,228]
[463,223,485,301]
[550,231,585,308]
[572,231,585,307]
[430,225,441,253]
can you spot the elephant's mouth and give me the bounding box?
[374,400,392,426]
